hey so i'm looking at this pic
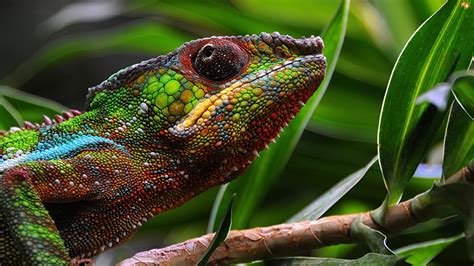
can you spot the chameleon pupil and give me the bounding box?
[202,45,215,59]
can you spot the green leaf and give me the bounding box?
[395,233,463,266]
[208,0,350,232]
[264,253,403,266]
[198,195,234,266]
[350,216,394,255]
[451,72,474,119]
[5,23,192,87]
[288,156,377,223]
[0,86,67,130]
[442,101,474,179]
[426,182,474,260]
[0,95,23,130]
[378,0,473,205]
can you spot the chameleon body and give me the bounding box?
[0,32,326,264]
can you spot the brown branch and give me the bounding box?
[118,163,472,266]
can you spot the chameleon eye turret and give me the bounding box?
[172,33,325,166]
[0,32,325,264]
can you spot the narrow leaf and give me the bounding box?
[427,182,474,260]
[0,86,67,125]
[378,0,473,205]
[443,101,474,179]
[208,0,350,232]
[350,216,394,255]
[0,85,67,130]
[0,95,23,130]
[288,156,377,223]
[264,253,402,266]
[451,72,474,119]
[395,234,463,266]
[198,195,234,266]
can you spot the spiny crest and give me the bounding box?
[2,109,83,135]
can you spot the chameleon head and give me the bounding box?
[168,32,326,169]
[87,32,325,177]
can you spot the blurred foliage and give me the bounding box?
[0,0,472,265]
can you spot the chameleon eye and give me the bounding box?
[192,41,247,81]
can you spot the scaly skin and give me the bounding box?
[0,32,326,264]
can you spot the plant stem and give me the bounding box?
[118,163,472,265]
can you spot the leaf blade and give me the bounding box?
[395,234,463,266]
[265,253,402,266]
[451,72,474,119]
[198,195,234,266]
[350,216,394,255]
[288,156,377,223]
[427,182,474,260]
[443,101,474,179]
[377,0,473,205]
[0,86,67,124]
[0,95,23,130]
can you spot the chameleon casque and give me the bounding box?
[0,32,326,264]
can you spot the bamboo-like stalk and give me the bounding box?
[118,163,472,266]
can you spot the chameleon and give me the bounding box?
[0,32,326,264]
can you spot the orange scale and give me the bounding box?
[180,90,194,103]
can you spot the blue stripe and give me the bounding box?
[23,135,126,162]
